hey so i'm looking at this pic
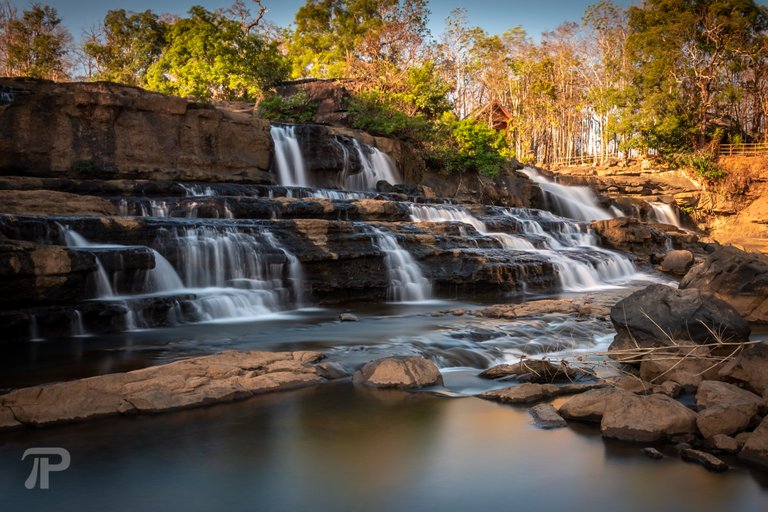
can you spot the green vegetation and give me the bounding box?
[3,0,768,176]
[257,91,317,123]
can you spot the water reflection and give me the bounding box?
[0,384,765,511]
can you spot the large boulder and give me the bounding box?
[718,342,768,396]
[591,218,673,258]
[609,284,750,353]
[600,390,698,442]
[352,356,443,389]
[479,383,599,405]
[479,359,589,383]
[740,415,768,470]
[659,250,694,276]
[558,387,620,422]
[695,380,762,439]
[679,246,768,323]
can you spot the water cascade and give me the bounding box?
[649,202,682,228]
[271,124,309,187]
[409,204,637,291]
[518,167,614,221]
[345,139,401,190]
[370,226,432,302]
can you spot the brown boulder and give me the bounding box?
[679,245,768,323]
[479,359,588,383]
[352,356,443,389]
[591,218,671,257]
[695,380,762,439]
[479,383,599,405]
[529,403,567,429]
[601,390,698,442]
[659,250,694,276]
[609,284,750,354]
[680,448,729,472]
[739,415,768,469]
[558,387,620,422]
[718,342,768,397]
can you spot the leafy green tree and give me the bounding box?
[1,2,71,79]
[83,9,167,85]
[145,6,289,101]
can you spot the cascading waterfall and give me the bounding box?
[518,167,614,221]
[345,139,401,191]
[369,226,432,302]
[59,222,305,331]
[649,202,682,228]
[271,124,309,187]
[408,204,637,292]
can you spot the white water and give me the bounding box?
[519,167,614,221]
[271,124,309,187]
[649,202,682,228]
[370,226,432,302]
[345,139,401,190]
[59,223,305,331]
[409,204,638,292]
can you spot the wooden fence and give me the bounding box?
[717,143,768,157]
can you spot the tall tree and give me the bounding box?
[1,2,71,79]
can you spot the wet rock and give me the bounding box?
[475,298,610,320]
[592,218,671,258]
[608,375,654,394]
[558,387,620,422]
[680,448,729,472]
[642,447,665,460]
[696,380,762,439]
[529,403,567,429]
[338,312,359,322]
[479,359,589,383]
[739,415,768,469]
[735,431,752,450]
[0,190,117,216]
[718,342,768,397]
[0,351,326,428]
[601,390,698,443]
[659,250,694,276]
[704,434,739,454]
[609,284,750,354]
[479,383,599,405]
[679,246,768,323]
[653,380,682,398]
[640,352,724,393]
[316,362,348,380]
[352,356,443,389]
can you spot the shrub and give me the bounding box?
[257,91,317,123]
[348,92,429,141]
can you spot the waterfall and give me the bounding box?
[345,139,401,190]
[519,167,614,221]
[408,204,637,292]
[57,223,305,330]
[271,124,309,187]
[649,202,682,228]
[370,226,432,302]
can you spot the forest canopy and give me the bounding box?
[2,0,768,172]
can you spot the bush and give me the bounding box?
[257,91,317,123]
[687,152,727,181]
[349,92,428,141]
[435,116,509,177]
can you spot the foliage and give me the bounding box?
[434,115,509,177]
[686,152,728,181]
[82,9,167,86]
[257,91,317,123]
[0,2,71,79]
[144,6,289,101]
[348,91,428,140]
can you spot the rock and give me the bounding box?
[316,362,348,380]
[529,403,567,429]
[640,353,724,392]
[718,342,768,397]
[558,387,620,422]
[660,250,694,276]
[679,246,768,323]
[479,359,588,383]
[0,79,273,183]
[735,431,752,450]
[0,351,326,428]
[601,390,698,442]
[0,190,117,216]
[609,375,653,394]
[740,415,768,469]
[338,312,359,322]
[609,284,750,353]
[0,405,21,430]
[704,434,739,454]
[696,380,762,439]
[352,356,443,389]
[475,298,610,320]
[592,218,672,258]
[479,383,599,405]
[680,448,729,472]
[642,447,665,459]
[653,380,682,398]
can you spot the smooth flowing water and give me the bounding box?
[650,201,683,228]
[370,226,433,302]
[1,383,765,512]
[519,167,614,221]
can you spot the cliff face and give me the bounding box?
[0,78,274,183]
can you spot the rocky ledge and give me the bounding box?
[0,350,343,430]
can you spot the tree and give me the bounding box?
[1,2,72,79]
[144,5,289,101]
[83,9,167,85]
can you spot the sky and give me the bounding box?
[25,0,639,43]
